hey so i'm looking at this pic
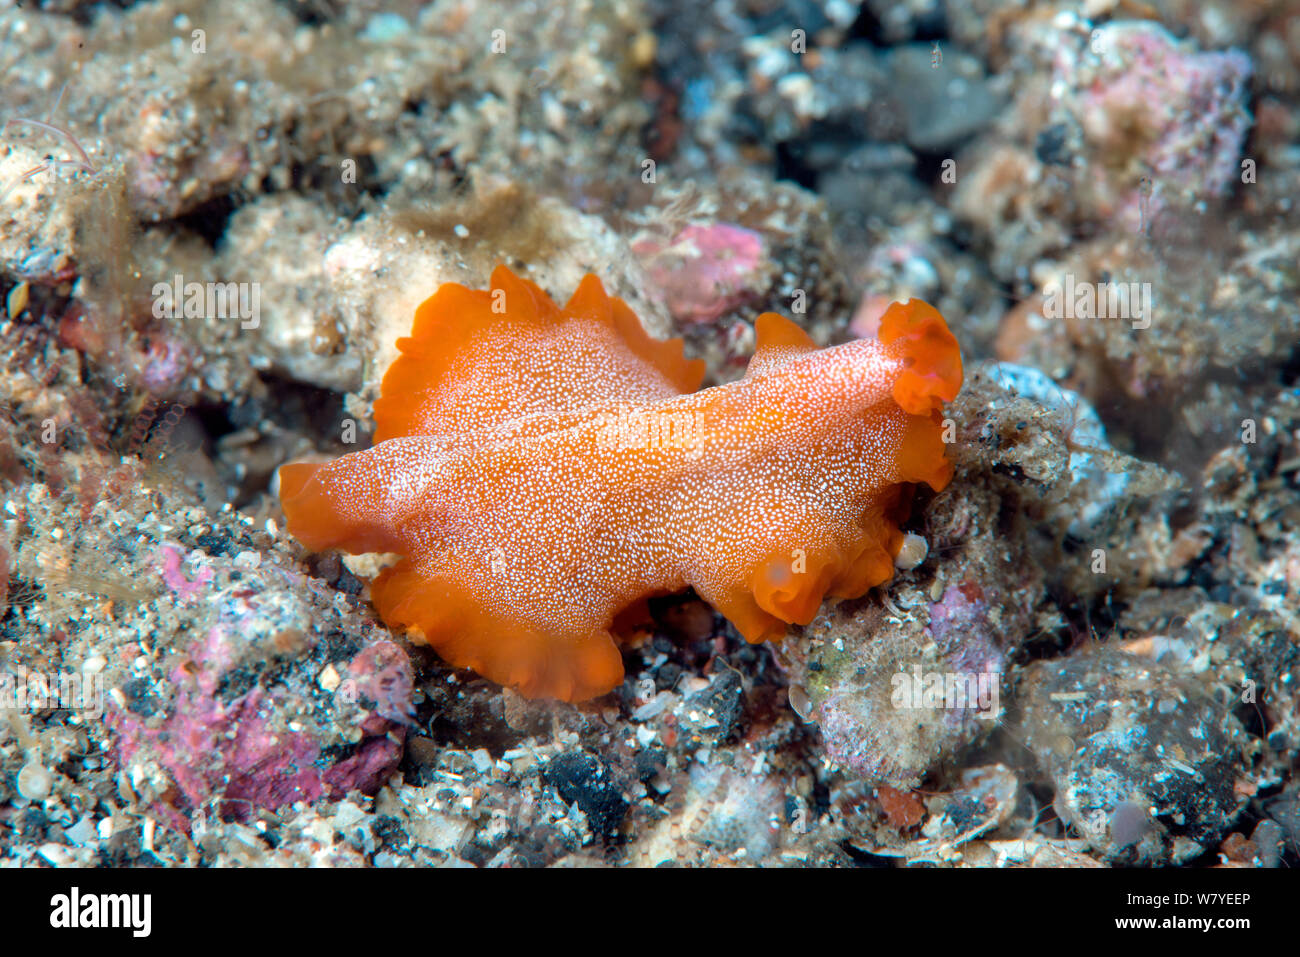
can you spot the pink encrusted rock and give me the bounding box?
[346,641,415,725]
[632,223,767,324]
[924,581,1006,717]
[109,624,412,833]
[849,293,892,340]
[158,545,214,601]
[1056,20,1252,229]
[807,579,1009,785]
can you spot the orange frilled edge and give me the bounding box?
[279,265,963,701]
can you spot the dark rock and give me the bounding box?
[543,750,628,840]
[689,670,746,743]
[1020,645,1250,864]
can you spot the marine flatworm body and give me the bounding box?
[279,266,962,701]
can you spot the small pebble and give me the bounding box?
[318,663,341,692]
[894,532,929,570]
[17,762,53,801]
[233,549,261,570]
[6,281,29,319]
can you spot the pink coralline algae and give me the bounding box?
[158,545,214,601]
[344,641,415,726]
[1057,20,1252,229]
[924,581,1006,728]
[800,560,1034,787]
[110,626,412,833]
[138,337,193,394]
[632,223,767,323]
